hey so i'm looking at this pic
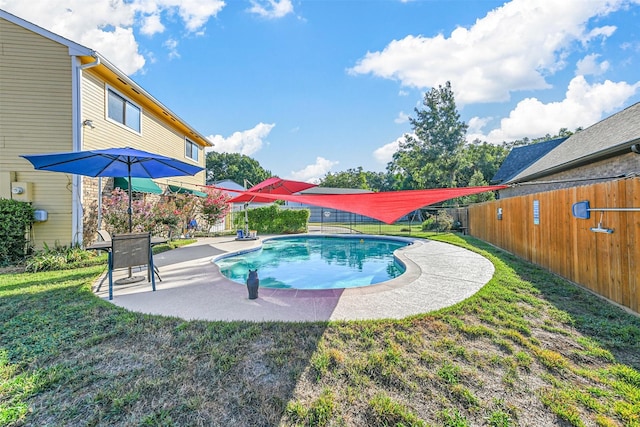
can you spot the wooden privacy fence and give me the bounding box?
[468,177,639,314]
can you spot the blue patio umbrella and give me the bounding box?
[21,147,204,232]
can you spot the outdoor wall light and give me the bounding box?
[82,119,95,129]
[631,143,640,154]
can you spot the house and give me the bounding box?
[0,9,213,248]
[495,102,640,197]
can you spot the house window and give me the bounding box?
[107,88,141,132]
[185,138,199,161]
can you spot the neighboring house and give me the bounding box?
[490,137,566,185]
[495,102,640,198]
[0,9,213,248]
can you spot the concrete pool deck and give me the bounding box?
[93,234,495,322]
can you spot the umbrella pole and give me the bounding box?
[127,165,133,233]
[244,202,249,236]
[126,169,135,280]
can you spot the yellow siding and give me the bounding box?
[81,70,207,191]
[0,17,74,248]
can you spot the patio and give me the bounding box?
[93,234,495,321]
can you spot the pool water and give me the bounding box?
[215,235,410,290]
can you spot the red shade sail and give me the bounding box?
[227,177,318,203]
[224,185,507,224]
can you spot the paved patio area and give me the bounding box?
[93,235,494,322]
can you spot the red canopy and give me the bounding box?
[227,177,318,203]
[223,185,507,224]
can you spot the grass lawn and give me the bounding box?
[1,233,639,426]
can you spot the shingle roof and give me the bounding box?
[491,138,566,184]
[508,102,640,183]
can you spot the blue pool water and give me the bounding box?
[214,235,411,290]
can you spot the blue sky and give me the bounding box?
[2,0,640,182]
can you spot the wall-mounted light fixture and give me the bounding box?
[631,143,640,154]
[82,119,95,129]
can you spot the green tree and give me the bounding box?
[206,152,271,186]
[320,167,369,189]
[319,168,396,192]
[388,81,468,189]
[504,127,576,149]
[457,140,509,187]
[459,170,496,204]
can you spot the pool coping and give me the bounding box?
[94,234,495,322]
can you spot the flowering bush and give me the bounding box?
[101,186,233,238]
[151,197,181,237]
[101,188,155,234]
[173,193,199,233]
[200,188,231,232]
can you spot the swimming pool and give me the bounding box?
[214,235,413,290]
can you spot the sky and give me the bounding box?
[2,0,640,182]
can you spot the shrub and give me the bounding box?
[0,198,35,267]
[25,242,100,272]
[234,204,310,234]
[422,210,454,232]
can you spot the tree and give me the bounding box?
[205,152,271,186]
[388,81,468,189]
[459,170,496,204]
[457,141,509,187]
[319,168,397,192]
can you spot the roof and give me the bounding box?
[509,102,640,183]
[300,187,373,195]
[0,8,212,148]
[491,138,566,184]
[212,180,245,191]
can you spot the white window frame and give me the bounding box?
[185,138,199,162]
[105,85,142,134]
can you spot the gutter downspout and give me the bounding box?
[71,54,100,246]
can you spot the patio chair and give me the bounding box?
[98,229,162,283]
[107,232,156,300]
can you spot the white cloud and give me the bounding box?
[348,0,626,104]
[163,38,180,59]
[469,76,640,143]
[0,0,224,75]
[394,111,410,124]
[207,123,275,155]
[373,135,407,164]
[576,53,610,76]
[248,0,294,19]
[288,157,338,183]
[140,13,164,36]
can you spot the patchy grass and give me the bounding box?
[1,233,639,426]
